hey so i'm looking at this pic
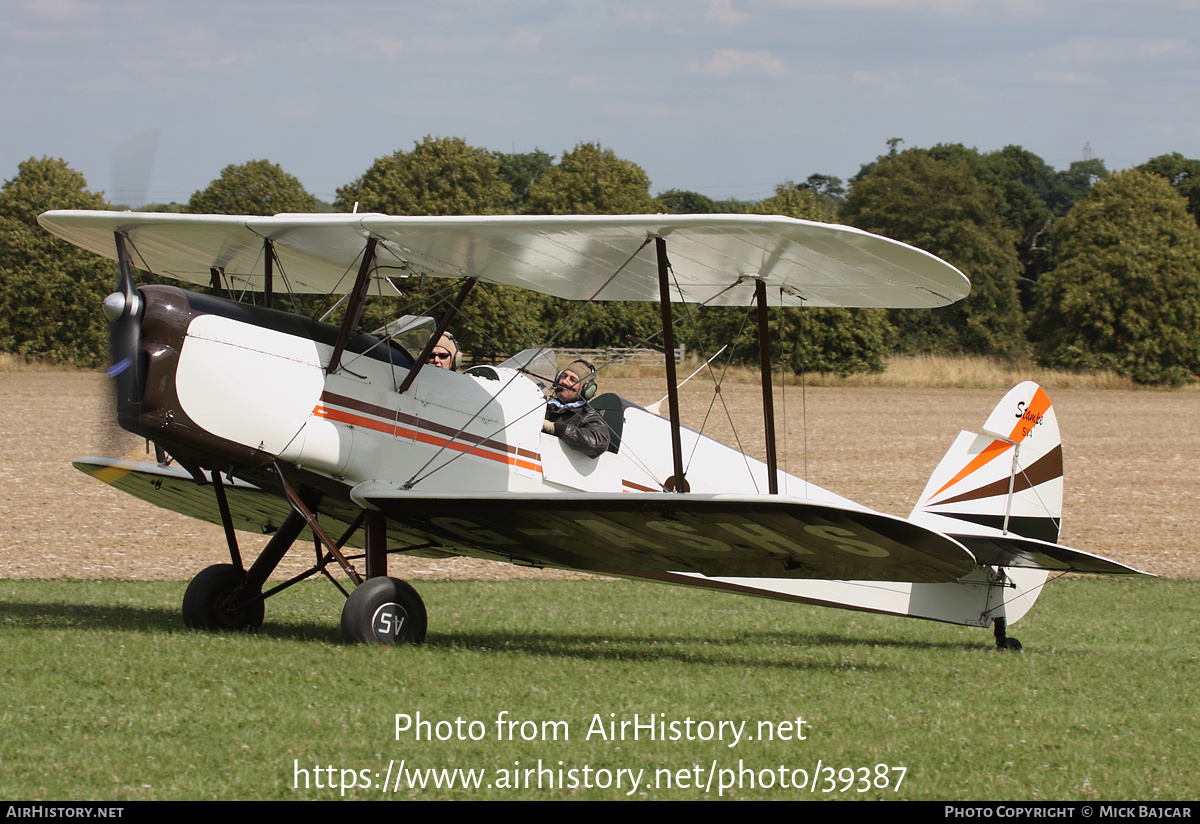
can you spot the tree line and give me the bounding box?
[3,138,1199,384]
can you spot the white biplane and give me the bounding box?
[39,210,1145,649]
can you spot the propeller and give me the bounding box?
[91,131,158,464]
[102,232,146,438]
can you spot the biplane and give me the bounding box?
[38,210,1146,649]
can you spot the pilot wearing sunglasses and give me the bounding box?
[427,332,460,371]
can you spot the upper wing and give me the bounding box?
[38,211,969,308]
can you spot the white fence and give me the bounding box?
[554,346,686,367]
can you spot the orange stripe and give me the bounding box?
[926,438,1011,503]
[314,403,542,474]
[1007,386,1051,444]
[316,406,396,436]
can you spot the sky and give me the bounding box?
[4,0,1198,207]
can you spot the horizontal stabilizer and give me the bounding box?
[950,532,1150,575]
[911,383,1147,576]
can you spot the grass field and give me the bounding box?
[2,363,1195,801]
[1,576,1195,801]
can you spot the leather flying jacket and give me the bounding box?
[545,400,611,458]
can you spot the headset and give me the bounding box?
[556,359,597,401]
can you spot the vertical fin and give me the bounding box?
[912,383,1062,543]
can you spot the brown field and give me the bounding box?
[1,371,1195,581]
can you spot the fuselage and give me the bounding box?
[129,284,858,509]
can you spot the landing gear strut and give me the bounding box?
[993,617,1022,652]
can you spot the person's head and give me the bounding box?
[427,332,459,370]
[555,360,596,403]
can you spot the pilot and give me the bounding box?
[427,332,460,371]
[542,360,610,459]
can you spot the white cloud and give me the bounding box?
[706,0,748,25]
[1030,70,1102,85]
[690,49,784,77]
[27,0,92,21]
[506,30,540,51]
[373,37,405,57]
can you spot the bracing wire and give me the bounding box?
[402,238,652,488]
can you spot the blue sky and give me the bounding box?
[4,0,1198,206]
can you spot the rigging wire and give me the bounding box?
[661,257,763,492]
[401,239,652,488]
[798,297,808,497]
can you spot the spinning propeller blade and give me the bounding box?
[104,232,144,432]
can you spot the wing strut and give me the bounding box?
[327,237,379,375]
[656,237,687,492]
[399,277,477,394]
[755,279,779,494]
[263,238,274,309]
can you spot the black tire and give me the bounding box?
[998,636,1023,652]
[182,564,264,632]
[341,577,427,645]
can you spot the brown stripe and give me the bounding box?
[934,445,1063,507]
[319,390,537,462]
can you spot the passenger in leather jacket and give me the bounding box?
[542,360,611,458]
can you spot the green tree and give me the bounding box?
[1139,152,1200,225]
[977,146,1058,291]
[796,173,846,211]
[747,182,893,374]
[335,138,544,359]
[522,143,659,351]
[655,189,720,214]
[493,149,555,212]
[335,136,513,216]
[188,159,319,215]
[654,189,751,214]
[842,148,1026,356]
[523,142,658,215]
[1031,170,1200,385]
[1046,157,1109,216]
[0,157,114,365]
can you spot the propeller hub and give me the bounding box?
[102,290,140,322]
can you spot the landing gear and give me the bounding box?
[182,564,264,631]
[185,467,427,645]
[993,617,1022,652]
[340,577,428,646]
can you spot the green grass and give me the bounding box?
[0,577,1194,800]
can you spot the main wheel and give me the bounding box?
[341,577,427,645]
[182,564,264,631]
